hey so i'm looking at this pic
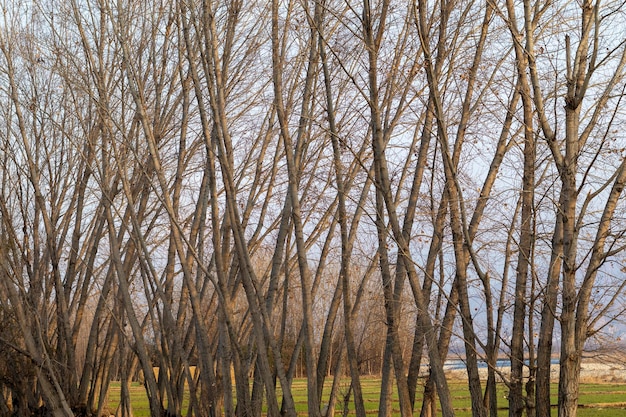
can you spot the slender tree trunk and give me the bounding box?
[535,209,563,417]
[508,50,536,417]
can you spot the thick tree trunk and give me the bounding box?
[558,64,583,417]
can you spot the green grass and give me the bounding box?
[107,378,626,416]
[107,382,152,416]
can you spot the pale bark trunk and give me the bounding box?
[535,209,563,417]
[318,17,373,415]
[508,48,536,417]
[269,0,322,415]
[558,30,586,417]
[364,1,454,414]
[446,185,487,417]
[374,185,412,417]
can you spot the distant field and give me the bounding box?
[108,377,626,416]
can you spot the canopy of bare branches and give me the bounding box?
[0,1,625,417]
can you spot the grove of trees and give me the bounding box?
[0,0,625,416]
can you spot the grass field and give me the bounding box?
[107,378,626,416]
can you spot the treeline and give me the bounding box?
[0,0,625,417]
